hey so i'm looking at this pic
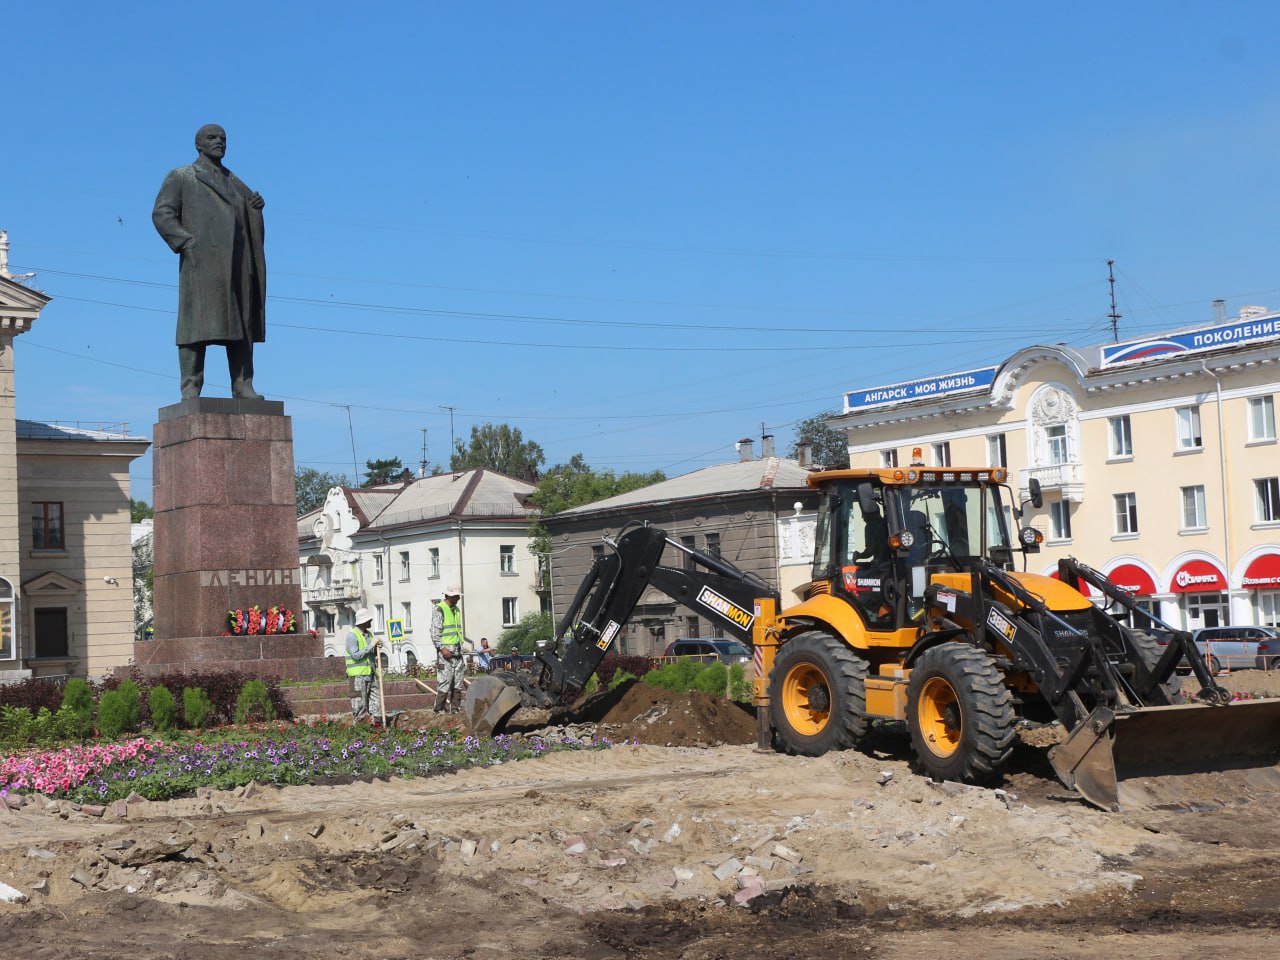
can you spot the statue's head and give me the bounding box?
[194,124,227,161]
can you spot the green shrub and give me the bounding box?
[114,679,142,732]
[728,662,752,703]
[97,690,132,740]
[233,679,277,724]
[609,670,638,690]
[582,675,601,696]
[58,678,96,740]
[183,687,215,729]
[642,658,706,693]
[148,685,179,732]
[692,662,729,697]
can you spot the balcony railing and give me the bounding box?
[1020,461,1085,502]
[303,582,362,603]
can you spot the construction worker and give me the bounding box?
[345,608,382,723]
[431,584,465,713]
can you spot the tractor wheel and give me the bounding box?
[767,630,868,756]
[1126,628,1183,703]
[906,642,1015,784]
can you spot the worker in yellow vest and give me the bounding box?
[431,584,465,713]
[345,607,382,723]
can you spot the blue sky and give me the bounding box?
[8,2,1280,494]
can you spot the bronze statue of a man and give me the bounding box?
[153,124,267,400]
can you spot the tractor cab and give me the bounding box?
[808,465,1027,633]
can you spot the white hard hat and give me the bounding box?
[444,583,463,598]
[354,607,373,625]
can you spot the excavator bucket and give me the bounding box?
[1049,699,1280,811]
[464,676,524,737]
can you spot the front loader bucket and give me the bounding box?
[464,676,524,737]
[1050,699,1280,811]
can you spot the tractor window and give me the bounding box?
[896,484,1012,561]
[836,487,895,631]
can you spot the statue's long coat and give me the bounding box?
[152,157,266,346]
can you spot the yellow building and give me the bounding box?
[1,235,149,679]
[828,307,1280,632]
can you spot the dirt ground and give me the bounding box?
[3,673,1280,959]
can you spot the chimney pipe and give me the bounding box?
[796,441,812,469]
[1212,299,1226,323]
[761,433,775,458]
[736,438,754,462]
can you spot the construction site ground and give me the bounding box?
[3,670,1280,959]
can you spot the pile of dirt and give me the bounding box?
[562,679,756,747]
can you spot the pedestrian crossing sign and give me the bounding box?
[386,618,405,642]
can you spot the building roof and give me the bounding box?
[298,468,538,539]
[559,457,814,517]
[16,419,147,442]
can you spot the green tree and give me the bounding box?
[450,423,545,479]
[295,466,347,515]
[497,610,553,654]
[790,411,848,469]
[362,457,406,487]
[527,454,665,586]
[130,499,153,522]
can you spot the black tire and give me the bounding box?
[1208,655,1222,677]
[1127,628,1183,703]
[906,642,1015,784]
[767,630,868,756]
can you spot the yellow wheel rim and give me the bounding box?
[781,662,831,736]
[917,676,962,758]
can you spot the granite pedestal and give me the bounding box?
[137,397,331,678]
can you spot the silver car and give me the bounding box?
[1191,625,1280,674]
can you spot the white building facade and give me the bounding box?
[297,469,541,671]
[828,307,1280,632]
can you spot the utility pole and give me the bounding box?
[1107,259,1122,343]
[419,427,429,477]
[440,405,456,472]
[332,403,359,485]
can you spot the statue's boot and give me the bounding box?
[228,340,263,399]
[179,344,205,399]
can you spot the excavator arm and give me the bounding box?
[465,522,778,734]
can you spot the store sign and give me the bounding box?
[1170,560,1227,593]
[1101,314,1280,367]
[844,367,997,412]
[1242,554,1280,589]
[1107,563,1157,596]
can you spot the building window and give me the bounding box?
[0,578,16,660]
[31,502,64,550]
[710,619,724,638]
[429,548,440,578]
[1045,425,1069,464]
[682,535,697,571]
[591,544,605,561]
[373,554,384,582]
[402,601,412,631]
[1257,477,1280,523]
[33,608,69,658]
[880,449,898,468]
[685,615,699,638]
[1176,405,1202,451]
[1114,493,1139,535]
[1258,590,1280,628]
[499,544,516,574]
[1181,485,1207,530]
[1108,415,1133,459]
[399,550,411,581]
[374,604,385,631]
[931,442,951,467]
[705,532,721,558]
[1049,501,1071,541]
[502,597,519,627]
[1250,396,1277,442]
[986,433,1007,468]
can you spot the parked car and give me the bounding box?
[1191,626,1280,674]
[661,638,751,665]
[1254,629,1280,671]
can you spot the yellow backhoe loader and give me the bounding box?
[467,460,1280,810]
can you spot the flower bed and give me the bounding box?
[0,722,614,805]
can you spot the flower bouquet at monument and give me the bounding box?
[227,605,297,636]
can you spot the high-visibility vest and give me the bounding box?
[436,601,462,648]
[346,626,373,677]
